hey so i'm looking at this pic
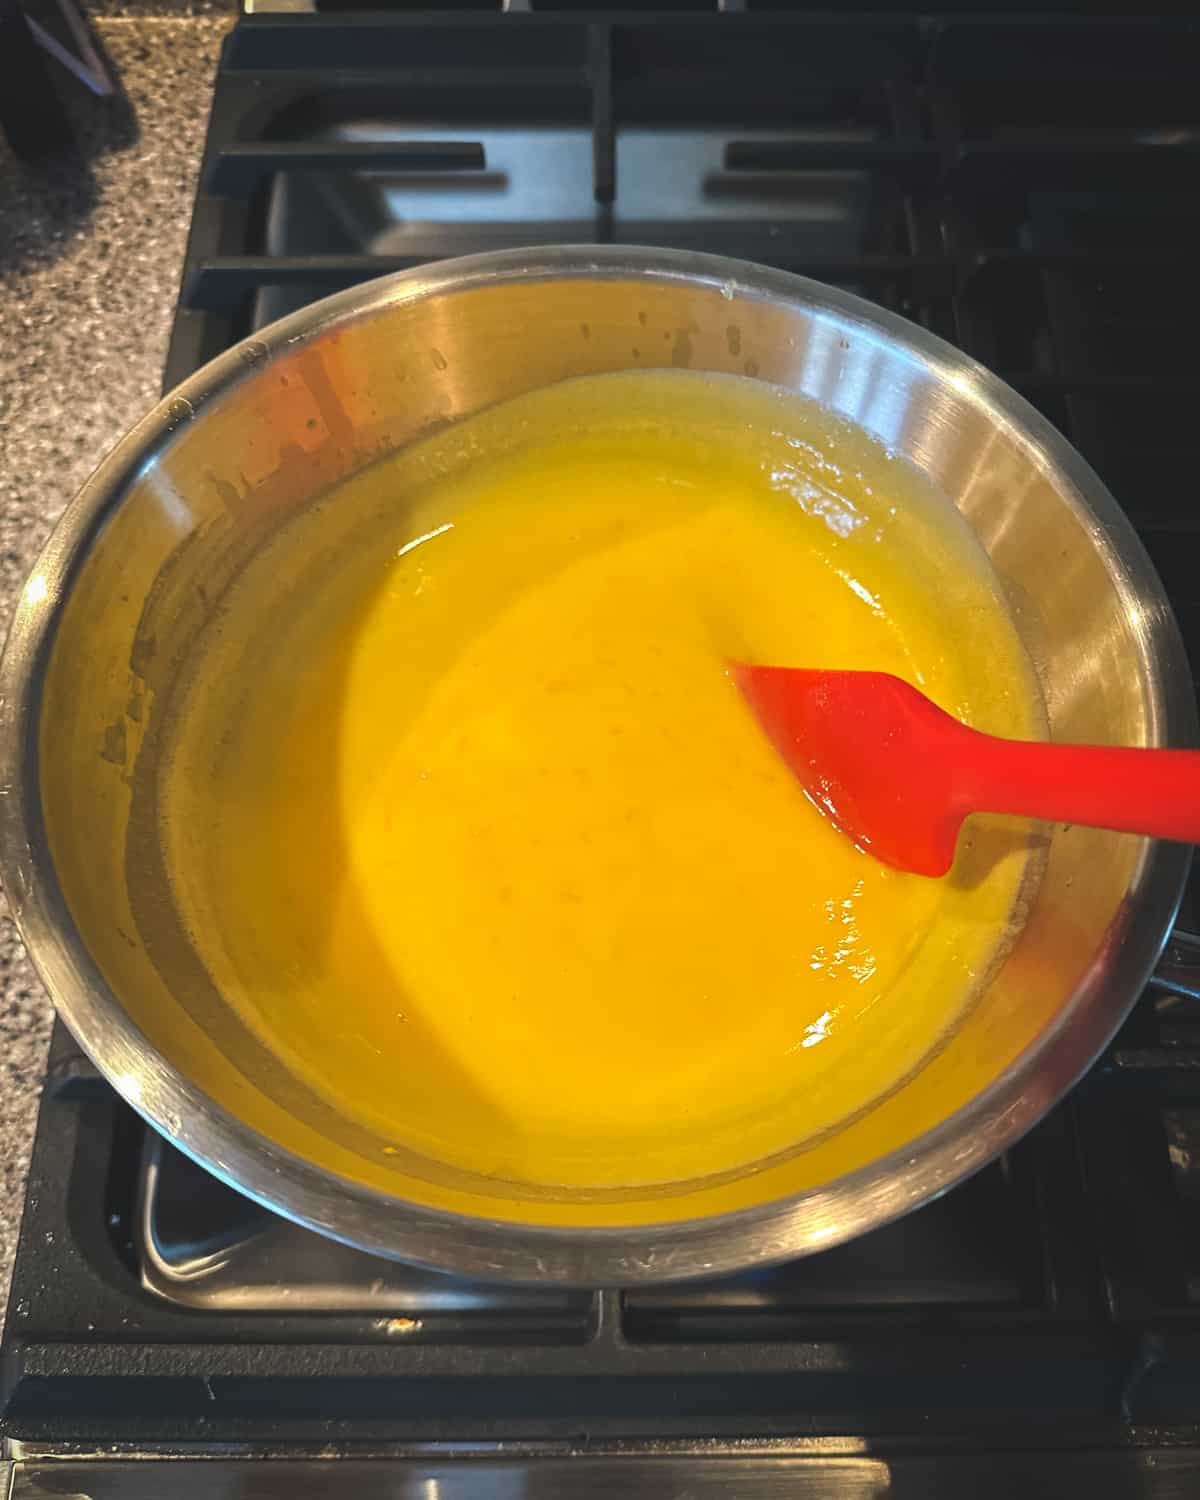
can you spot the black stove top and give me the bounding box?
[6,3,1200,1493]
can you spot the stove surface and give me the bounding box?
[7,3,1200,1493]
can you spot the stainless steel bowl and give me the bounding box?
[1,246,1192,1284]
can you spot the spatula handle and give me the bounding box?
[964,737,1200,845]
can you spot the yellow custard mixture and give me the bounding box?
[163,371,1040,1192]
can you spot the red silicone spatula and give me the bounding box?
[734,665,1200,878]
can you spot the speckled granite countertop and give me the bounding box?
[0,0,233,1329]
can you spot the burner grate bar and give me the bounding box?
[206,141,488,197]
[724,140,938,181]
[182,249,957,313]
[953,141,1200,191]
[227,65,587,88]
[588,22,615,206]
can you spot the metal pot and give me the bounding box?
[1,247,1192,1285]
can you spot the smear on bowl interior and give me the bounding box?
[162,370,1042,1193]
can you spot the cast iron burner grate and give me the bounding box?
[6,3,1200,1488]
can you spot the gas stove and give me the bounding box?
[6,3,1200,1494]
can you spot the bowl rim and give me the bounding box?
[1,244,1192,1285]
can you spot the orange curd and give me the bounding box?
[163,371,1040,1191]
